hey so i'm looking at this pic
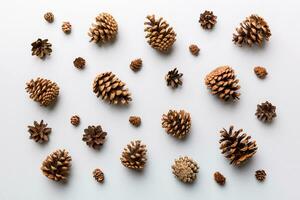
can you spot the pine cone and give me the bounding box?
[82,125,107,150]
[25,77,59,106]
[73,57,86,69]
[161,110,191,139]
[93,168,104,183]
[31,38,52,59]
[130,58,142,72]
[214,171,226,185]
[205,66,241,101]
[172,156,199,183]
[70,115,80,126]
[44,12,54,23]
[255,101,276,122]
[199,10,217,30]
[254,66,268,79]
[255,169,266,182]
[27,120,51,143]
[93,72,132,105]
[88,13,118,44]
[120,140,147,170]
[41,149,72,182]
[129,116,141,127]
[165,68,183,88]
[189,44,200,56]
[219,126,257,166]
[233,14,271,47]
[144,15,176,52]
[62,22,71,34]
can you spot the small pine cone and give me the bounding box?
[93,72,132,105]
[41,149,72,182]
[44,12,54,23]
[88,12,118,44]
[73,57,86,69]
[165,68,183,89]
[189,44,200,56]
[31,38,52,59]
[219,126,258,166]
[82,125,107,150]
[130,58,142,72]
[255,170,266,182]
[120,140,147,170]
[70,115,80,126]
[28,120,51,143]
[62,22,72,34]
[25,77,59,106]
[205,66,241,101]
[255,101,276,123]
[214,171,226,185]
[161,110,191,139]
[144,15,176,52]
[172,156,199,183]
[233,15,271,47]
[199,10,217,30]
[93,168,104,183]
[129,116,141,127]
[254,66,268,79]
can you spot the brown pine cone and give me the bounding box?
[233,15,271,47]
[88,13,118,44]
[25,77,59,106]
[130,58,142,72]
[28,120,51,143]
[254,66,268,79]
[93,168,104,183]
[172,156,199,183]
[161,110,191,139]
[129,116,141,127]
[144,15,176,52]
[41,149,72,182]
[255,170,266,182]
[73,57,86,69]
[62,22,71,34]
[214,171,226,185]
[219,126,257,166]
[165,68,183,89]
[120,140,147,170]
[82,125,107,150]
[44,12,54,23]
[205,66,241,101]
[70,115,80,126]
[93,72,132,105]
[31,38,52,59]
[189,44,200,56]
[255,101,276,123]
[199,10,217,30]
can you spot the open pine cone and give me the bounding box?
[88,12,118,44]
[172,156,199,183]
[62,22,72,34]
[82,125,107,150]
[93,72,132,105]
[93,168,104,183]
[144,15,176,52]
[120,140,147,170]
[41,149,72,182]
[255,101,276,122]
[161,110,191,139]
[199,10,217,30]
[28,120,51,143]
[165,68,183,89]
[205,66,241,101]
[219,126,257,166]
[233,14,271,47]
[130,58,142,72]
[31,38,52,59]
[25,77,59,106]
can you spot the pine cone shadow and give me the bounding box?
[154,46,175,57]
[234,42,270,53]
[230,157,256,173]
[95,36,118,48]
[44,96,60,111]
[124,166,147,178]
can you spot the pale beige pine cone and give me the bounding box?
[93,168,104,183]
[130,58,142,72]
[189,44,200,56]
[31,38,52,59]
[254,66,268,79]
[129,116,141,127]
[120,140,147,170]
[70,115,80,126]
[62,22,72,34]
[172,156,199,183]
[44,12,54,23]
[82,125,107,150]
[28,120,51,143]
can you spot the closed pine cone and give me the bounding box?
[129,116,141,127]
[28,120,51,143]
[255,170,266,181]
[62,22,71,34]
[25,77,59,106]
[93,72,132,105]
[120,140,147,170]
[88,12,118,44]
[70,115,80,126]
[219,126,257,166]
[93,168,104,183]
[255,101,276,122]
[189,44,200,56]
[144,15,176,52]
[130,58,142,72]
[73,57,86,69]
[82,125,107,150]
[165,68,183,88]
[41,149,72,182]
[172,156,199,183]
[254,66,268,79]
[233,14,271,47]
[199,10,217,30]
[205,66,241,101]
[161,110,191,139]
[44,12,54,23]
[214,171,226,185]
[31,38,52,59]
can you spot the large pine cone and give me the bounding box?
[88,12,118,44]
[255,101,276,122]
[172,156,199,183]
[27,120,51,143]
[219,126,257,166]
[82,125,107,150]
[93,72,132,105]
[144,15,176,52]
[205,66,240,101]
[233,14,271,47]
[120,140,147,170]
[161,110,191,139]
[31,38,52,59]
[41,149,72,182]
[26,78,59,106]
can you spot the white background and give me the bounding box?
[0,0,299,199]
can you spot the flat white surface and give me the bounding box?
[0,0,299,199]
